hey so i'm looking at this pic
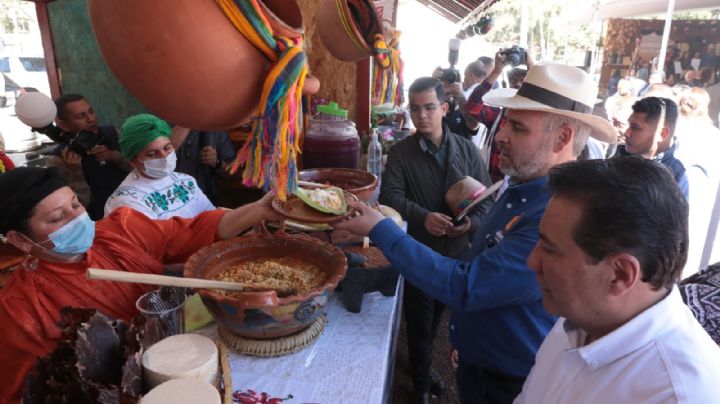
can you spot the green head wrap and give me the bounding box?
[119,113,172,160]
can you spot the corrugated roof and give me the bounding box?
[415,0,500,23]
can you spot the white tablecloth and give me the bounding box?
[224,284,402,404]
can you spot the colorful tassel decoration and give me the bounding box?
[372,27,404,106]
[218,0,307,200]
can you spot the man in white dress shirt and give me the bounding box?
[516,157,720,404]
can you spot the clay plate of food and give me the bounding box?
[272,186,359,224]
[299,168,378,201]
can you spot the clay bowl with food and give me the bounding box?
[184,224,347,339]
[299,168,378,202]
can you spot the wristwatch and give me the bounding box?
[214,159,222,170]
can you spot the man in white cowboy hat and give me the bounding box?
[380,76,495,403]
[337,62,617,404]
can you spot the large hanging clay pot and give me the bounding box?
[316,0,373,62]
[88,1,299,130]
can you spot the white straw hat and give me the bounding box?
[483,63,617,143]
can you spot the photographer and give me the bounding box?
[46,94,129,220]
[441,64,483,141]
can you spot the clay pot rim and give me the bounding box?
[320,0,372,55]
[299,168,379,194]
[185,231,347,308]
[335,0,372,53]
[258,0,305,38]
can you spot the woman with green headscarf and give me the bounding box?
[104,113,214,219]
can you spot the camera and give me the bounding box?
[440,68,461,84]
[33,124,105,158]
[499,46,527,67]
[442,38,462,84]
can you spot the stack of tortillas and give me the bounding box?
[141,334,219,389]
[140,378,220,404]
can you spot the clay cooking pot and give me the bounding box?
[184,224,347,339]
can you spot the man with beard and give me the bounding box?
[336,64,617,404]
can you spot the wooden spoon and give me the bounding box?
[86,268,295,294]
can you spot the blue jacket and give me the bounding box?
[370,176,557,377]
[615,145,689,200]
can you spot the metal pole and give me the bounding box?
[590,13,600,75]
[657,0,676,77]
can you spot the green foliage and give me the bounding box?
[673,9,720,20]
[0,0,32,34]
[478,0,599,62]
[477,0,719,63]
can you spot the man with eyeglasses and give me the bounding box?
[337,64,618,403]
[380,76,493,404]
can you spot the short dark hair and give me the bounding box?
[631,97,678,136]
[408,77,444,103]
[477,56,493,67]
[508,67,528,84]
[55,93,87,120]
[548,157,688,290]
[465,61,487,79]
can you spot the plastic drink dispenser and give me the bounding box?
[302,102,360,169]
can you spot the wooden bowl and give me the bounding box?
[184,226,346,339]
[299,168,378,202]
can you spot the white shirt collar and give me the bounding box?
[563,286,681,370]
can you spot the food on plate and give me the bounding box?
[375,204,403,227]
[295,186,347,215]
[141,377,220,404]
[214,257,327,297]
[141,334,219,389]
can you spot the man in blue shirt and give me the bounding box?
[337,63,618,404]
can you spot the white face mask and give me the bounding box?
[142,151,177,179]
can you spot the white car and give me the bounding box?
[0,55,51,105]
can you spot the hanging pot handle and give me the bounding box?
[254,220,271,237]
[254,220,288,237]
